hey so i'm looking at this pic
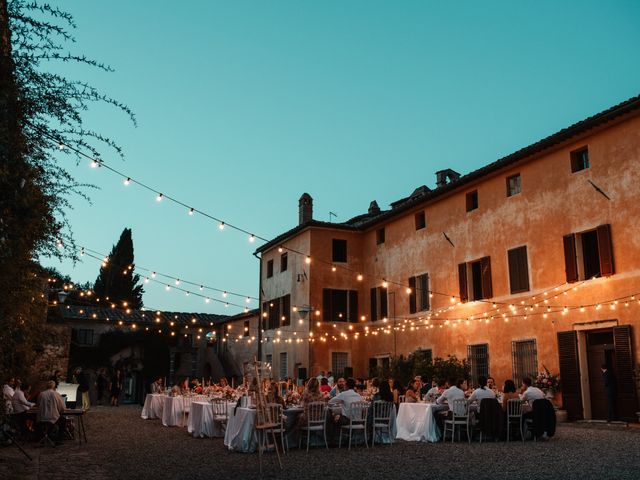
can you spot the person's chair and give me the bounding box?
[443,399,470,443]
[339,401,369,449]
[210,398,228,432]
[506,398,525,442]
[299,401,328,452]
[371,400,394,446]
[265,403,287,453]
[181,395,193,427]
[478,397,503,443]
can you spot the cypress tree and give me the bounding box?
[94,228,144,309]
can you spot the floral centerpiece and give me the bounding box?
[284,390,301,407]
[535,366,560,393]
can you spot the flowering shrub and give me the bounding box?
[535,366,560,391]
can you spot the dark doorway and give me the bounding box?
[581,230,601,279]
[586,329,615,420]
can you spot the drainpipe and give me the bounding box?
[253,251,263,361]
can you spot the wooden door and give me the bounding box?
[557,331,583,420]
[586,330,614,420]
[613,325,638,421]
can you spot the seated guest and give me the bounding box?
[327,371,334,386]
[330,377,346,398]
[319,377,332,394]
[521,377,545,413]
[301,377,324,406]
[12,382,35,433]
[390,379,404,404]
[404,379,421,403]
[328,377,364,425]
[267,381,285,407]
[218,377,229,389]
[487,376,497,391]
[501,379,520,410]
[376,380,394,403]
[3,377,16,400]
[150,377,164,393]
[435,378,465,410]
[179,378,190,395]
[468,376,496,412]
[37,380,66,440]
[425,379,446,402]
[356,378,367,392]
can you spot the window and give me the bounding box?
[266,354,272,366]
[512,339,537,386]
[409,273,430,313]
[571,147,589,173]
[76,328,94,346]
[263,294,290,330]
[370,287,388,321]
[563,224,614,282]
[266,259,274,278]
[376,228,385,245]
[467,344,489,387]
[508,246,530,293]
[415,211,426,230]
[466,190,478,212]
[243,320,250,337]
[279,352,288,380]
[322,288,358,322]
[506,173,521,197]
[332,239,347,263]
[458,257,492,302]
[331,352,349,378]
[280,252,288,272]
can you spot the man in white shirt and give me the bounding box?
[11,381,35,413]
[521,377,545,413]
[2,377,16,414]
[316,371,326,383]
[327,371,334,387]
[37,381,66,425]
[150,377,164,393]
[468,376,496,412]
[436,378,465,408]
[328,378,364,423]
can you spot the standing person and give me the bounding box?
[602,364,617,422]
[110,369,123,407]
[50,370,62,388]
[96,369,107,405]
[75,368,90,411]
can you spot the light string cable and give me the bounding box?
[79,246,258,303]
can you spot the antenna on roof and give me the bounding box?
[329,211,337,222]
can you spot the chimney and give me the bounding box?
[435,169,461,188]
[368,200,380,215]
[299,193,313,225]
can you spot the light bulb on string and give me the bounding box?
[249,234,255,243]
[151,272,156,278]
[305,256,311,264]
[219,222,225,230]
[156,193,163,202]
[58,143,65,150]
[188,208,194,216]
[199,285,204,291]
[222,291,228,298]
[245,297,251,303]
[175,279,180,286]
[165,285,170,291]
[91,159,99,168]
[124,177,131,186]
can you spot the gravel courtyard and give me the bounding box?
[1,405,639,480]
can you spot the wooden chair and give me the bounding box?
[265,403,288,453]
[339,401,369,449]
[371,401,394,446]
[443,399,470,443]
[299,401,328,452]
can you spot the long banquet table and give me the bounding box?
[141,393,165,420]
[395,402,441,442]
[187,401,236,438]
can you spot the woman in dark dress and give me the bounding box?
[110,369,123,406]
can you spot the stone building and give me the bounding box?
[255,94,640,422]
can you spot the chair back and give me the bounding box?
[182,395,193,412]
[398,395,406,403]
[305,401,327,425]
[267,403,284,428]
[373,400,393,422]
[507,398,522,418]
[450,398,468,418]
[349,401,369,423]
[211,398,228,419]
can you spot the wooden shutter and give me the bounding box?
[557,331,583,420]
[508,246,530,293]
[613,325,637,421]
[380,288,388,318]
[419,274,430,311]
[563,234,579,283]
[370,287,377,321]
[480,256,493,299]
[348,290,358,323]
[458,263,468,303]
[408,277,417,314]
[597,224,615,276]
[322,289,332,322]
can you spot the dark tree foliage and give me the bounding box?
[93,228,144,309]
[0,0,134,379]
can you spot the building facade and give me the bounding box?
[256,95,640,421]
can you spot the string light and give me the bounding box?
[156,193,163,202]
[124,177,131,186]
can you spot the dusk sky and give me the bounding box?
[43,0,640,315]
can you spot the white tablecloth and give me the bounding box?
[162,395,209,427]
[395,402,440,442]
[187,401,235,438]
[224,407,257,452]
[141,394,165,420]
